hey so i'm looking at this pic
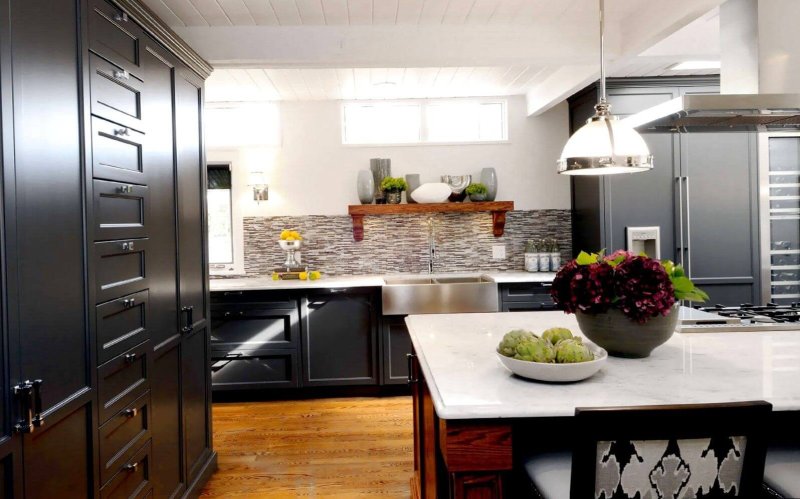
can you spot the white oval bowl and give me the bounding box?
[411,183,451,203]
[496,340,607,383]
[278,240,302,250]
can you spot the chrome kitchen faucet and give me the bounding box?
[426,216,437,274]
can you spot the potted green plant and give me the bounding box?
[380,177,408,204]
[465,182,488,201]
[551,250,708,358]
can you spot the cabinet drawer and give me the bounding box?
[89,0,144,78]
[92,116,145,184]
[97,290,149,365]
[95,239,148,303]
[98,341,150,424]
[210,290,299,307]
[100,439,152,499]
[210,305,299,350]
[99,391,151,486]
[90,53,144,132]
[93,179,149,241]
[499,282,554,302]
[211,349,299,390]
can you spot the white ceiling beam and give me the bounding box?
[524,0,725,116]
[172,25,597,68]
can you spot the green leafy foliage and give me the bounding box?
[465,183,488,195]
[380,177,408,192]
[661,260,709,302]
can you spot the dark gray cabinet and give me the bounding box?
[0,0,215,496]
[382,316,412,385]
[302,289,379,387]
[569,77,760,306]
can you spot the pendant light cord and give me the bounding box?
[599,0,606,103]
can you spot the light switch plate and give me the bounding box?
[492,245,506,260]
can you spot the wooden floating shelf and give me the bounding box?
[347,201,514,241]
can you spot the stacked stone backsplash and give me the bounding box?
[242,210,571,276]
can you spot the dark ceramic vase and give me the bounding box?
[386,191,402,204]
[575,304,679,358]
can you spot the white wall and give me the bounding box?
[208,95,571,219]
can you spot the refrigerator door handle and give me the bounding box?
[676,176,685,267]
[684,175,691,277]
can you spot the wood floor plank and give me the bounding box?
[200,396,414,498]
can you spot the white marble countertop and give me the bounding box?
[210,271,555,292]
[406,311,800,420]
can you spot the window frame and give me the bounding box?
[207,161,235,269]
[341,98,510,147]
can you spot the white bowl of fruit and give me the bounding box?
[278,229,303,250]
[496,328,607,383]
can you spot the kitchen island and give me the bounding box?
[406,311,800,498]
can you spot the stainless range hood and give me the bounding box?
[623,93,800,133]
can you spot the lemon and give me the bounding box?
[271,272,280,281]
[280,229,291,240]
[309,271,321,280]
[298,272,308,280]
[285,236,295,241]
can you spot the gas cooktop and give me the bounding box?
[678,303,800,333]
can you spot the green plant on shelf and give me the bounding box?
[465,183,488,195]
[380,177,408,192]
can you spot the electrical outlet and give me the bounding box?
[492,245,506,260]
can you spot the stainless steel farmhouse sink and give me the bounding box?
[382,275,498,315]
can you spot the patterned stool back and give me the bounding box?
[570,401,771,499]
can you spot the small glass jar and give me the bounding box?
[549,252,561,271]
[538,252,550,272]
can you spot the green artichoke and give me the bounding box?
[542,327,573,345]
[514,338,556,363]
[555,338,594,363]
[497,329,537,357]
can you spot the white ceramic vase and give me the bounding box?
[481,167,497,201]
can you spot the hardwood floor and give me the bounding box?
[201,396,414,498]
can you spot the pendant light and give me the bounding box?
[557,0,653,175]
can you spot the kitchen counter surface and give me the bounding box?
[406,311,800,420]
[209,271,556,292]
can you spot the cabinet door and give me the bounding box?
[150,344,185,498]
[142,39,179,352]
[382,316,412,385]
[182,327,211,486]
[6,0,94,493]
[302,289,378,386]
[175,68,212,487]
[175,71,208,331]
[682,133,759,305]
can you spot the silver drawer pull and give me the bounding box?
[113,12,128,22]
[120,241,135,251]
[124,461,139,472]
[113,128,130,137]
[112,69,129,80]
[123,407,138,418]
[122,298,135,308]
[117,184,133,194]
[124,353,137,363]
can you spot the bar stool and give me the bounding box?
[522,401,772,499]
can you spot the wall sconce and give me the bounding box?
[248,171,268,203]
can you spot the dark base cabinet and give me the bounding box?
[382,315,412,385]
[210,288,382,391]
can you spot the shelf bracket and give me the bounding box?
[351,214,364,242]
[491,210,507,237]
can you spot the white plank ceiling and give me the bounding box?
[145,0,642,27]
[205,65,550,101]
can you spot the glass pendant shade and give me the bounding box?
[557,114,653,175]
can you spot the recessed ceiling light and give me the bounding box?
[669,60,721,71]
[372,81,397,87]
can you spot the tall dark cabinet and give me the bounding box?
[569,77,761,306]
[0,0,216,496]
